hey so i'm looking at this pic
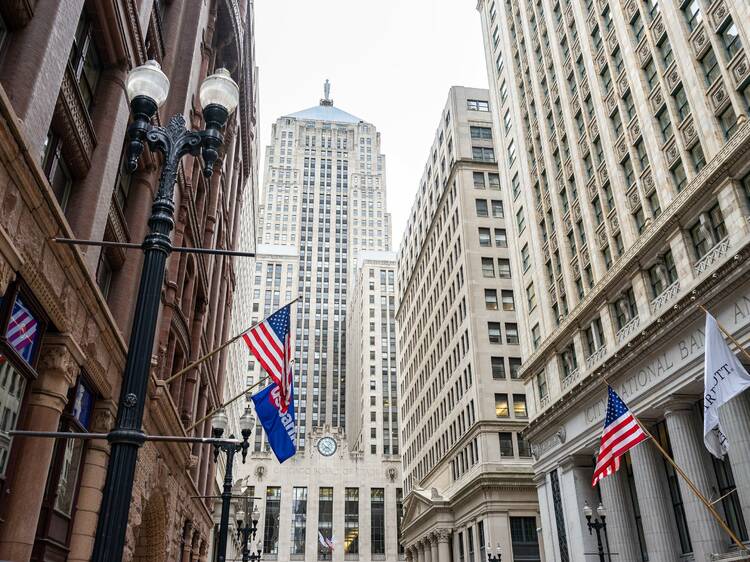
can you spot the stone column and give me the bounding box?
[558,455,599,561]
[436,529,452,562]
[415,542,424,562]
[629,440,682,561]
[664,402,725,559]
[430,533,438,562]
[718,391,750,525]
[422,537,432,562]
[405,546,413,562]
[67,400,116,562]
[180,522,194,562]
[598,468,643,562]
[0,339,80,562]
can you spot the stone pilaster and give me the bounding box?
[0,339,80,562]
[664,401,726,559]
[718,391,750,526]
[629,440,682,561]
[598,467,643,562]
[559,455,599,561]
[436,529,452,562]
[422,537,432,562]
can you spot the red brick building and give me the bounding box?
[0,1,258,561]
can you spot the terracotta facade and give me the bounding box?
[0,1,258,561]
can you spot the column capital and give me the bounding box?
[37,334,83,388]
[659,395,699,417]
[435,528,452,543]
[559,453,593,472]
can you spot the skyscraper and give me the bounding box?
[232,86,403,561]
[477,0,750,560]
[397,86,541,562]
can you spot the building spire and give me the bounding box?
[321,79,333,106]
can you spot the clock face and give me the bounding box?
[318,436,337,456]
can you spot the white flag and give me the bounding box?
[703,314,750,458]
[318,531,334,550]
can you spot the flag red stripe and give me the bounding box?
[247,326,283,376]
[596,416,643,465]
[593,430,647,482]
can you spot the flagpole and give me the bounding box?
[164,297,300,386]
[599,375,747,551]
[187,376,270,432]
[698,304,750,363]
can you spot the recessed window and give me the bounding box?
[499,432,514,455]
[521,244,530,271]
[476,199,489,217]
[720,20,741,60]
[472,146,495,161]
[488,173,501,190]
[501,290,515,311]
[513,394,528,417]
[526,283,537,311]
[473,172,486,188]
[491,357,506,379]
[470,126,493,140]
[673,85,690,121]
[482,257,495,278]
[671,160,688,192]
[495,394,510,418]
[468,99,490,111]
[700,49,720,86]
[505,323,519,344]
[491,200,504,218]
[495,228,508,247]
[690,143,706,171]
[485,289,499,310]
[498,258,511,278]
[682,0,702,32]
[719,105,739,139]
[509,358,522,379]
[479,227,492,247]
[488,322,502,344]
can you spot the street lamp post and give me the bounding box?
[89,60,240,562]
[236,503,262,562]
[213,406,255,562]
[583,501,609,562]
[487,543,502,562]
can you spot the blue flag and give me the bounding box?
[251,382,296,463]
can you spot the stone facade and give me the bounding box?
[0,1,257,561]
[477,0,750,559]
[396,86,542,561]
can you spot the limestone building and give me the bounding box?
[0,1,258,561]
[232,88,404,561]
[476,0,750,560]
[396,86,542,562]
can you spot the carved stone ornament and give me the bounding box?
[638,43,651,65]
[38,343,79,385]
[610,214,620,233]
[598,229,608,249]
[628,189,641,211]
[588,179,599,200]
[711,1,729,27]
[590,119,599,139]
[618,75,630,97]
[556,427,567,444]
[617,139,628,159]
[386,467,398,482]
[255,465,266,480]
[732,55,749,86]
[597,52,608,73]
[665,142,680,165]
[667,70,681,91]
[436,529,452,543]
[643,171,655,194]
[651,87,664,112]
[653,19,665,39]
[682,120,697,145]
[629,119,641,144]
[599,165,609,184]
[692,28,708,55]
[711,84,728,111]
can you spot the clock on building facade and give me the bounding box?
[317,436,337,456]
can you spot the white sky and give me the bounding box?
[254,0,489,247]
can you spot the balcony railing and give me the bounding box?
[540,394,551,408]
[650,280,680,315]
[586,346,607,369]
[561,367,581,390]
[694,237,730,276]
[616,315,640,345]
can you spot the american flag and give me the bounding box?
[592,386,648,486]
[5,297,39,363]
[243,304,292,412]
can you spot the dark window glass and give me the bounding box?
[69,11,102,111]
[370,488,385,555]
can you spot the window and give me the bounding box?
[498,259,511,278]
[671,160,688,192]
[370,489,385,555]
[690,204,727,258]
[657,108,673,142]
[526,283,536,311]
[41,130,73,212]
[682,0,702,32]
[507,140,517,166]
[263,487,282,554]
[499,432,514,455]
[485,289,499,310]
[482,257,495,278]
[500,81,508,103]
[476,199,489,217]
[291,487,308,555]
[95,251,113,298]
[471,126,493,140]
[536,371,548,401]
[491,200,504,218]
[318,488,333,559]
[649,251,678,297]
[468,99,490,111]
[511,173,521,199]
[509,358,522,379]
[516,207,526,233]
[488,173,501,190]
[658,37,674,69]
[622,156,636,187]
[584,317,605,355]
[504,110,512,133]
[488,322,502,344]
[513,394,528,418]
[720,105,739,139]
[69,11,102,110]
[474,172,486,188]
[712,456,749,541]
[648,191,661,218]
[521,244,530,271]
[532,324,541,349]
[510,518,541,560]
[479,228,492,247]
[690,143,706,171]
[506,323,519,344]
[673,85,690,121]
[517,434,532,458]
[491,357,506,379]
[495,228,508,247]
[644,58,658,89]
[495,394,510,418]
[721,20,741,59]
[701,49,720,86]
[501,290,515,311]
[613,288,638,330]
[472,146,495,161]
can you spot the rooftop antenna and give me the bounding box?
[321,79,333,106]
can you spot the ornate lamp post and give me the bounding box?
[487,543,502,562]
[583,501,609,562]
[89,60,240,562]
[213,406,255,562]
[236,503,262,562]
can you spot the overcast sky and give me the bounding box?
[254,0,489,248]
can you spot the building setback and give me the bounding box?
[477,0,750,560]
[231,89,403,561]
[0,1,258,561]
[397,86,542,562]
